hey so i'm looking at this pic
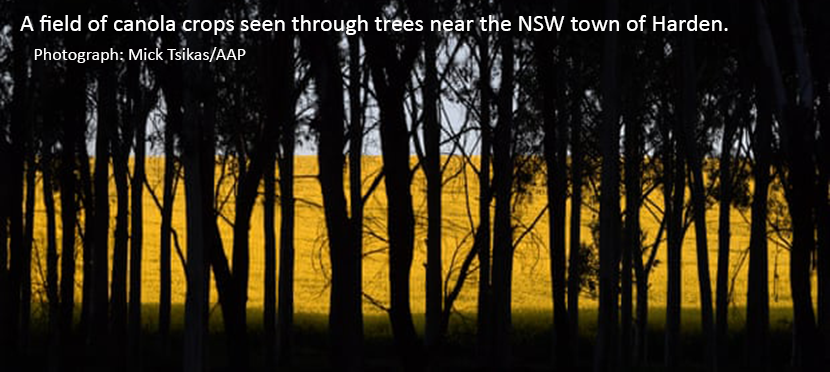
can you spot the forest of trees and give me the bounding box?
[1,0,829,370]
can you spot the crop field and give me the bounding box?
[26,156,803,322]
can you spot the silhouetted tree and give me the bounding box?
[677,1,715,370]
[595,0,621,370]
[423,0,443,362]
[491,0,516,368]
[532,0,571,368]
[301,2,363,367]
[362,0,425,367]
[181,0,214,369]
[475,1,494,362]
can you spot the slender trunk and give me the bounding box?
[158,81,179,356]
[277,71,296,368]
[347,36,364,352]
[81,162,98,342]
[21,33,39,347]
[751,0,819,367]
[129,66,148,370]
[111,134,130,366]
[785,2,820,368]
[43,147,61,371]
[111,140,129,351]
[622,111,642,369]
[664,112,684,368]
[182,0,212,368]
[363,15,423,369]
[21,141,35,353]
[784,118,819,368]
[0,140,8,361]
[79,128,95,339]
[306,28,363,370]
[632,236,650,365]
[346,32,365,370]
[568,64,583,361]
[218,31,292,371]
[94,64,115,352]
[263,152,277,364]
[620,42,647,367]
[223,126,279,369]
[677,2,715,370]
[816,62,830,364]
[158,29,182,353]
[476,10,493,362]
[8,3,29,359]
[747,103,772,372]
[595,0,621,370]
[60,55,85,364]
[267,4,296,364]
[227,187,252,370]
[804,1,830,360]
[381,92,422,369]
[536,15,570,368]
[490,7,512,362]
[258,3,278,369]
[424,12,443,363]
[44,152,59,327]
[715,92,739,371]
[492,1,515,368]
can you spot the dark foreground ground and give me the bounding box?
[19,305,798,371]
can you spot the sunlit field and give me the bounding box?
[27,156,801,323]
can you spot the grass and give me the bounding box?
[23,304,798,371]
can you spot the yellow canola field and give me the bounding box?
[27,156,800,316]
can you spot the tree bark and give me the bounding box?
[784,3,820,369]
[304,23,363,370]
[94,63,115,353]
[803,0,830,360]
[752,0,819,367]
[492,1,515,368]
[568,60,584,363]
[128,60,151,370]
[42,138,61,372]
[258,3,296,366]
[424,6,443,363]
[664,107,685,368]
[677,1,715,369]
[276,46,296,369]
[21,139,35,356]
[622,97,642,369]
[809,18,830,361]
[476,6,493,361]
[263,152,277,366]
[747,102,773,372]
[362,1,425,366]
[43,149,59,328]
[259,7,277,368]
[346,35,365,361]
[595,0,621,370]
[7,1,34,363]
[59,39,86,363]
[182,0,213,369]
[0,137,8,361]
[158,26,183,357]
[111,120,130,357]
[534,4,570,366]
[715,86,741,371]
[7,2,29,359]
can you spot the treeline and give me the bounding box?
[0,0,829,371]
